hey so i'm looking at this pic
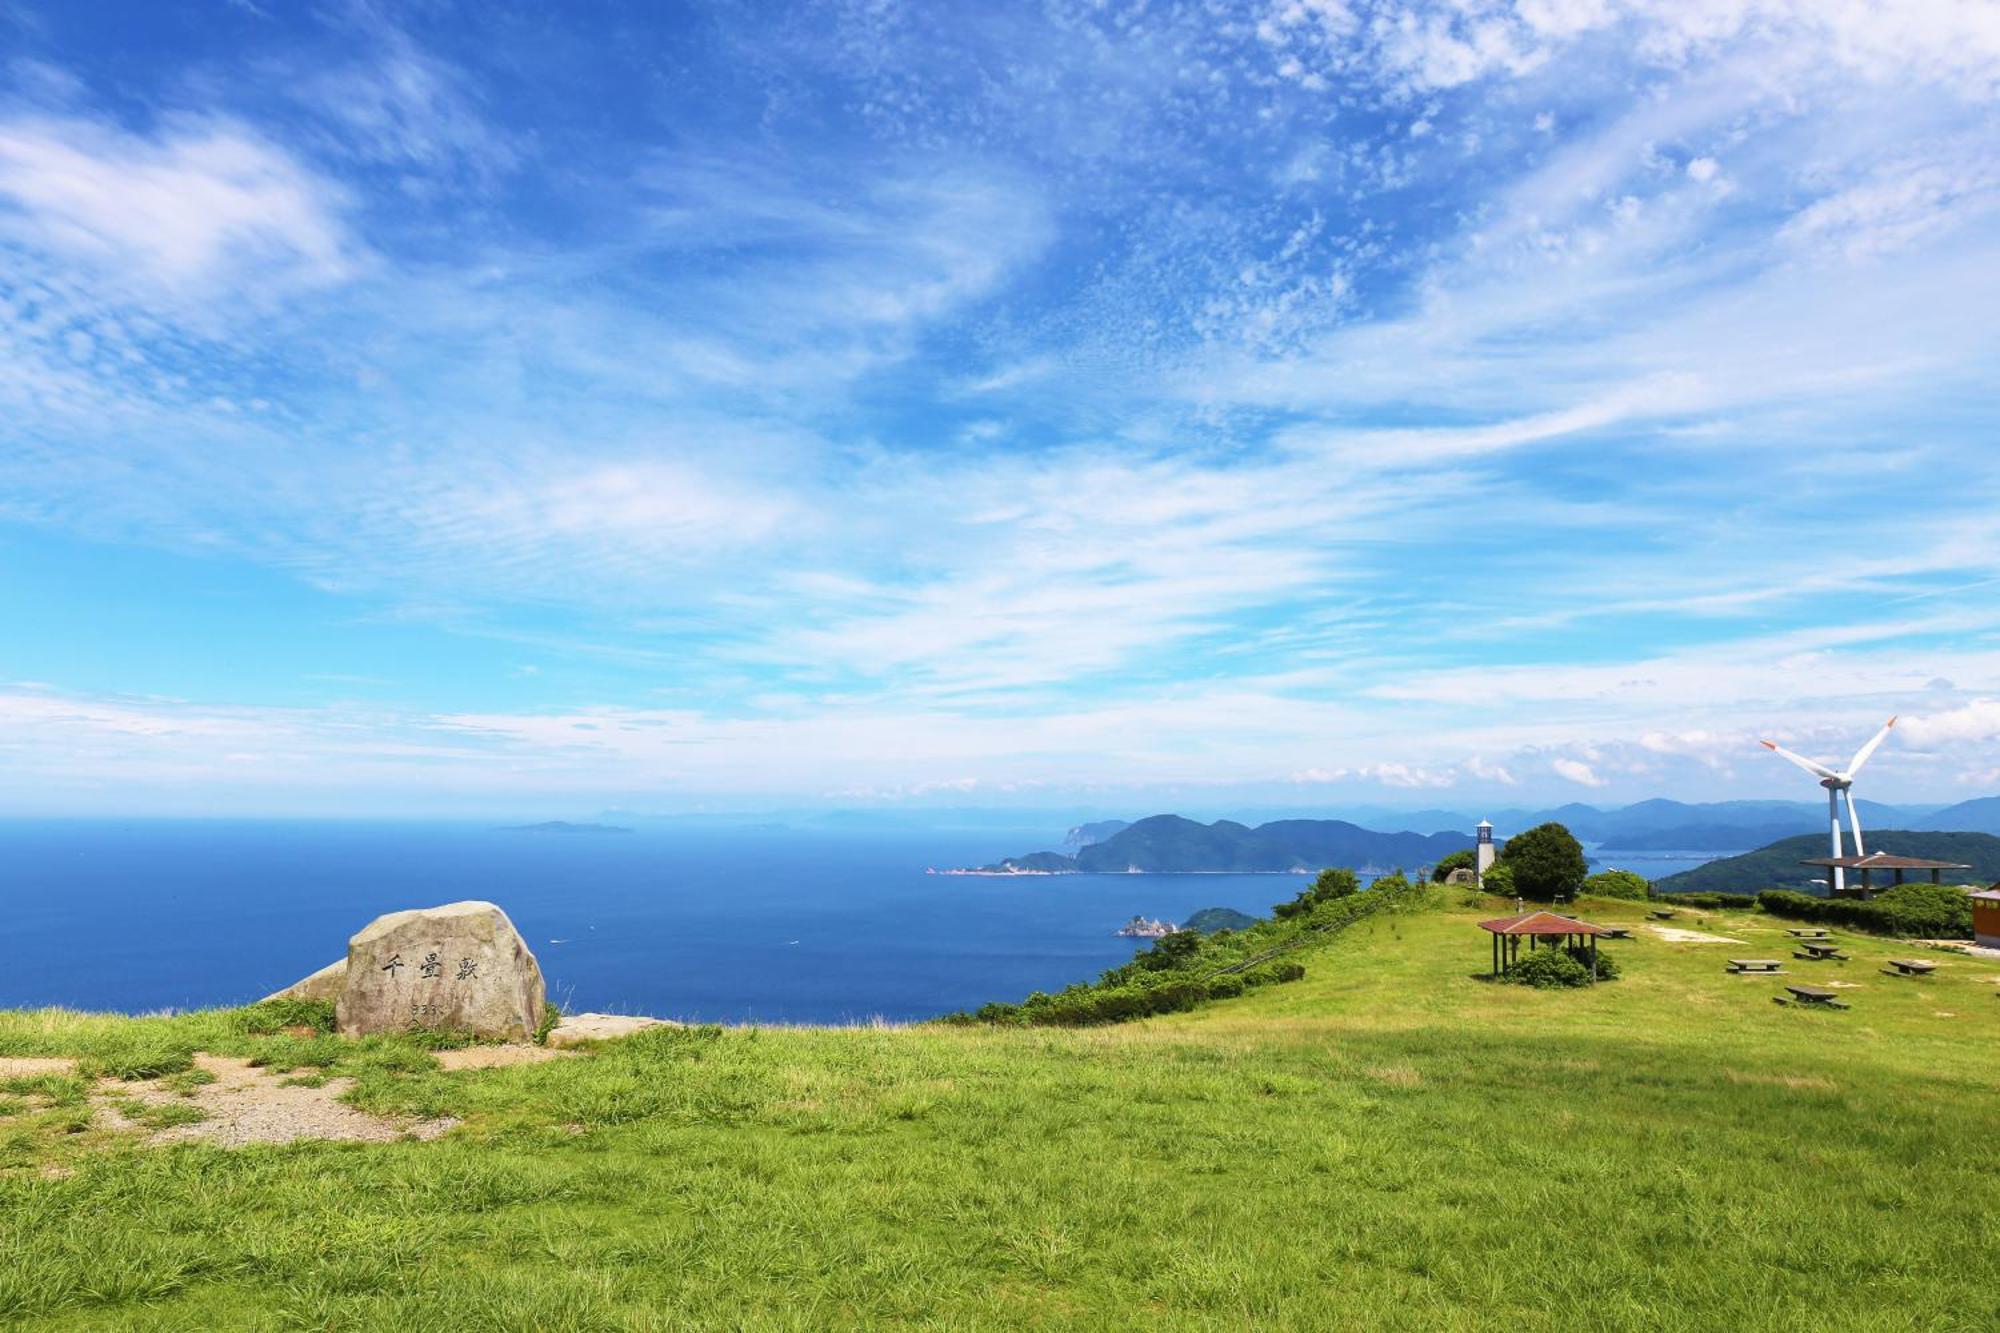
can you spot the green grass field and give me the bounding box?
[4,895,1998,1330]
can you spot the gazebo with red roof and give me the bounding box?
[1480,910,1610,980]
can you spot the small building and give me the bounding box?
[1973,886,2000,950]
[1798,852,1972,900]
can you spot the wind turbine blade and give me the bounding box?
[1846,716,1897,777]
[1761,740,1838,781]
[1844,788,1866,858]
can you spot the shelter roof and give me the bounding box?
[1478,911,1608,937]
[1798,852,1971,870]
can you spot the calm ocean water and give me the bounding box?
[0,820,1718,1023]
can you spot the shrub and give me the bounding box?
[1758,885,1971,938]
[1663,892,1758,910]
[1583,869,1649,901]
[1503,948,1592,988]
[1480,861,1516,896]
[1133,929,1205,972]
[1499,823,1589,900]
[1432,849,1476,882]
[232,997,337,1036]
[1275,866,1360,918]
[1370,871,1412,896]
[1572,944,1620,980]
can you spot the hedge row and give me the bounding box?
[954,870,1427,1028]
[966,961,1308,1027]
[1656,891,1760,910]
[1757,885,1972,939]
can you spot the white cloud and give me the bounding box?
[1899,698,2000,747]
[0,113,359,301]
[1552,757,1607,787]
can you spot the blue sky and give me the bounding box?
[3,0,1999,816]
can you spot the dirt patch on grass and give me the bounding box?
[1650,926,1745,945]
[94,1054,457,1148]
[433,1044,572,1071]
[1726,1069,1837,1092]
[1365,1065,1423,1088]
[0,1057,78,1078]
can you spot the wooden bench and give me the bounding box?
[1776,984,1850,1010]
[1785,928,1830,939]
[1884,958,1938,977]
[1727,959,1783,974]
[1794,943,1849,961]
[1647,909,1677,921]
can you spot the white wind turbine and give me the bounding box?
[1760,717,1897,897]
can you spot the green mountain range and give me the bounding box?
[1654,830,2000,894]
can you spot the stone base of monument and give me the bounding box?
[262,957,347,1004]
[330,901,547,1042]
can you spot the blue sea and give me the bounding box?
[0,821,1721,1024]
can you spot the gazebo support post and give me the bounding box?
[1590,933,1598,980]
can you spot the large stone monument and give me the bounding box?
[332,901,545,1041]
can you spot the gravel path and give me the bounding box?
[99,1055,458,1148]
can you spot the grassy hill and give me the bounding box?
[3,894,1998,1327]
[1655,830,2000,894]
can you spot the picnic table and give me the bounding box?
[1602,927,1633,940]
[1777,984,1850,1010]
[1794,942,1849,961]
[1647,909,1677,920]
[1785,928,1830,939]
[1727,959,1783,974]
[1884,958,1938,977]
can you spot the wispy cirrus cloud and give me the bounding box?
[1,2,1998,811]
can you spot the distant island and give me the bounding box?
[1182,907,1259,933]
[1654,830,2000,894]
[947,814,1471,875]
[497,821,634,835]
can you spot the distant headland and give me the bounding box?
[497,821,634,835]
[946,814,1471,875]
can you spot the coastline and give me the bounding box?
[933,867,1320,876]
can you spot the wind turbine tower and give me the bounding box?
[1759,717,1897,897]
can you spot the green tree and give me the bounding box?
[1310,867,1359,900]
[1498,822,1589,900]
[1479,861,1515,896]
[1136,929,1205,971]
[1431,849,1476,882]
[1274,866,1361,917]
[1583,869,1650,901]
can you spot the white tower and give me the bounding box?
[1475,819,1496,885]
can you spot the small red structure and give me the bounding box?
[1972,885,2000,949]
[1479,910,1609,979]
